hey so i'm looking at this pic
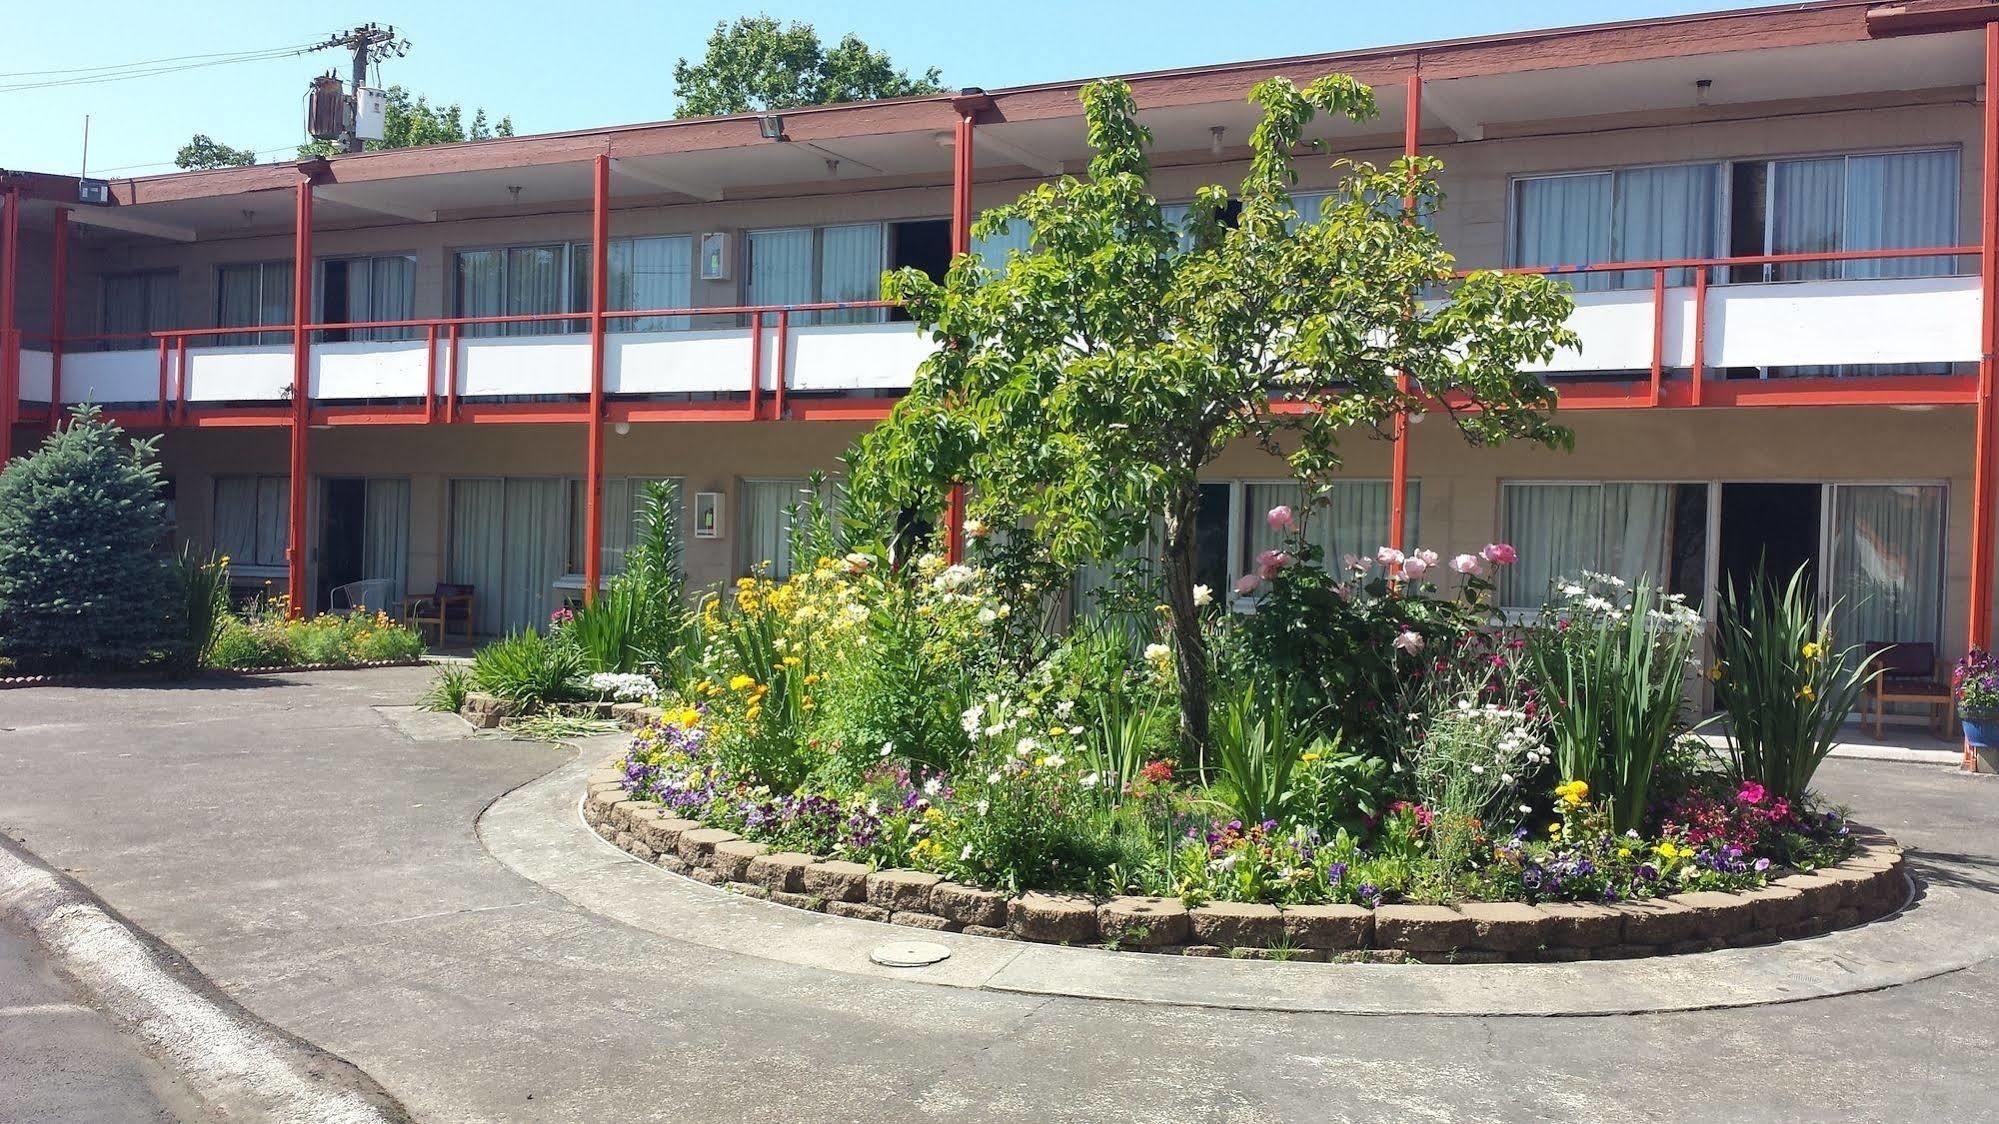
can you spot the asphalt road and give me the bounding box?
[1,667,1996,1123]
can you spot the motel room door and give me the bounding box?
[316,477,410,613]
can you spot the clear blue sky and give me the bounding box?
[3,0,1754,177]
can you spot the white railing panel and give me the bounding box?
[1525,289,1695,374]
[58,350,161,405]
[185,345,292,402]
[607,329,757,395]
[782,322,931,391]
[1705,275,1980,369]
[310,339,431,399]
[17,349,52,403]
[455,334,590,398]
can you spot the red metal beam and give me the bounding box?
[1388,72,1420,553]
[584,153,610,605]
[1969,18,1999,656]
[1689,267,1708,407]
[747,311,763,421]
[0,186,18,467]
[286,175,313,617]
[945,107,978,564]
[47,208,67,432]
[773,309,790,421]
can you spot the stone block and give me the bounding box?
[769,890,822,911]
[689,868,721,886]
[1278,904,1372,951]
[1227,947,1328,963]
[592,821,617,841]
[1738,885,1809,930]
[962,924,1012,940]
[1458,901,1547,952]
[1188,901,1282,948]
[1533,902,1622,949]
[610,799,659,832]
[1373,904,1472,952]
[1772,873,1840,916]
[633,816,700,855]
[931,882,1009,928]
[801,860,872,903]
[888,911,961,932]
[709,839,769,882]
[1615,897,1697,945]
[826,900,890,923]
[654,854,690,875]
[459,692,517,729]
[1009,892,1099,944]
[865,869,942,913]
[746,851,813,893]
[1096,897,1191,948]
[725,881,769,900]
[1665,891,1754,938]
[1179,945,1226,958]
[676,826,740,865]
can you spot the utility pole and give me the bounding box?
[311,23,409,153]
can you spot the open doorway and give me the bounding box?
[318,478,367,609]
[888,220,953,321]
[1717,483,1821,603]
[316,477,411,614]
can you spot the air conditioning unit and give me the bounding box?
[700,232,731,281]
[354,87,389,142]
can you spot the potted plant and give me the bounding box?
[1952,648,1999,751]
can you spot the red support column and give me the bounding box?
[1970,19,1999,659]
[47,207,68,432]
[286,173,314,618]
[1388,72,1421,552]
[584,153,610,605]
[944,109,977,564]
[1648,267,1667,407]
[0,186,19,467]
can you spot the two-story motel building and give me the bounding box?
[2,0,1997,679]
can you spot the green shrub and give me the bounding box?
[165,546,230,678]
[209,615,294,668]
[471,629,586,711]
[206,608,424,669]
[1711,566,1878,802]
[420,665,472,713]
[0,404,177,672]
[1525,576,1700,833]
[1207,683,1330,827]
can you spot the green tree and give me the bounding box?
[297,85,514,158]
[848,75,1579,754]
[672,16,942,117]
[0,405,177,673]
[174,134,259,170]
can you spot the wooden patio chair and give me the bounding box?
[402,582,476,645]
[1863,641,1952,739]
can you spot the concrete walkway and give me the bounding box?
[3,668,1998,1122]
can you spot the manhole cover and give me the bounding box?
[869,941,952,968]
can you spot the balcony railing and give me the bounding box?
[22,299,922,424]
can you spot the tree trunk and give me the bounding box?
[1162,478,1211,771]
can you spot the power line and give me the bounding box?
[0,41,318,79]
[0,45,316,94]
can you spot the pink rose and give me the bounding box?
[1233,573,1262,596]
[1400,556,1429,580]
[1266,505,1295,531]
[1256,549,1294,580]
[1341,553,1364,572]
[1414,548,1439,568]
[1481,542,1518,565]
[1375,546,1405,567]
[1393,629,1424,654]
[1451,553,1484,576]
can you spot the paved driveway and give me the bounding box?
[2,668,1997,1123]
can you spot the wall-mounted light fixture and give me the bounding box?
[1210,126,1226,159]
[758,113,786,141]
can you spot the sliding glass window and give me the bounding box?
[318,255,416,342]
[745,224,887,326]
[455,236,694,338]
[1728,149,1960,282]
[101,270,177,351]
[215,261,294,346]
[1499,481,1709,611]
[1510,164,1720,291]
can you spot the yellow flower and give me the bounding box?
[729,674,756,691]
[1301,752,1322,763]
[1617,847,1633,859]
[1796,683,1816,701]
[1554,779,1589,807]
[782,655,802,668]
[745,704,762,720]
[1655,841,1682,861]
[1706,663,1723,682]
[1801,641,1822,661]
[804,673,821,686]
[1547,822,1563,836]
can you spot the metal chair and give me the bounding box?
[329,578,393,616]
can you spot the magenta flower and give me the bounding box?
[1266,505,1295,531]
[1736,781,1768,807]
[1451,553,1484,576]
[1393,629,1424,654]
[1233,573,1261,596]
[1481,542,1518,565]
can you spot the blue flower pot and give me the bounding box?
[1963,712,1999,749]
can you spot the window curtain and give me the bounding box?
[973,219,1033,274]
[103,272,175,352]
[1159,202,1194,253]
[447,479,506,635]
[503,479,567,634]
[623,237,693,332]
[1829,484,1945,648]
[599,476,682,575]
[1845,150,1959,280]
[362,478,410,606]
[1513,174,1613,292]
[747,228,815,319]
[455,250,505,339]
[1600,483,1673,588]
[1770,157,1846,282]
[741,479,808,578]
[505,246,565,337]
[1613,164,1718,288]
[218,263,291,346]
[366,256,417,341]
[1074,529,1157,617]
[213,477,259,564]
[1245,482,1306,566]
[1501,484,1603,608]
[253,477,290,567]
[1326,480,1418,561]
[818,223,885,325]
